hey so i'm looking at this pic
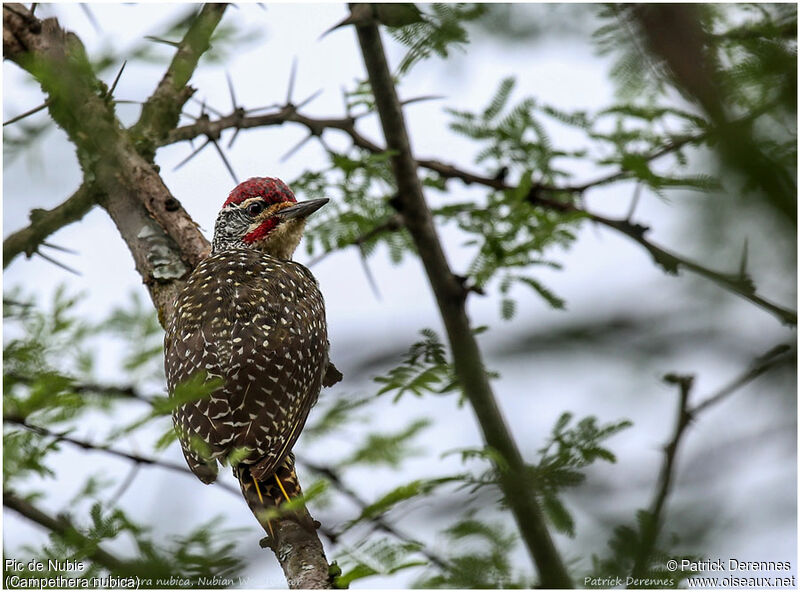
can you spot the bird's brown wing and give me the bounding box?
[164,289,224,484]
[225,258,328,480]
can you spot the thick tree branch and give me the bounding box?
[352,7,572,587]
[3,3,211,325]
[4,6,333,587]
[4,491,138,576]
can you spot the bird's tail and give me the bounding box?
[235,453,310,543]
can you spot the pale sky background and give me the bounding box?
[3,3,796,588]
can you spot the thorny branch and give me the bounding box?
[4,5,334,587]
[7,32,792,325]
[131,4,227,151]
[631,343,794,578]
[158,88,796,326]
[3,3,211,324]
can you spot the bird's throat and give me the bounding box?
[245,218,305,260]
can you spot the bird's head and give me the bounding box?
[211,177,328,259]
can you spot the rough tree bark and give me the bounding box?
[3,4,332,587]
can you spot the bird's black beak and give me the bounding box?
[277,198,329,220]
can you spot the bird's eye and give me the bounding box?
[247,202,265,216]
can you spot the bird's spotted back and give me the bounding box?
[165,247,329,483]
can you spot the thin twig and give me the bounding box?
[691,344,793,415]
[631,343,794,578]
[5,414,242,497]
[631,373,694,578]
[107,462,142,508]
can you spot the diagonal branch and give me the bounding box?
[691,343,794,416]
[3,182,99,268]
[4,413,241,497]
[584,213,797,325]
[131,3,228,151]
[351,7,572,587]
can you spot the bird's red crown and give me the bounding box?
[223,177,297,208]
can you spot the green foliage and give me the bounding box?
[344,418,431,468]
[3,430,58,486]
[301,394,371,443]
[334,537,427,588]
[592,4,796,216]
[3,288,243,583]
[532,413,632,536]
[443,78,590,310]
[446,77,589,180]
[295,150,414,265]
[345,475,461,528]
[374,329,458,401]
[452,414,631,538]
[102,291,165,380]
[388,4,487,75]
[415,515,531,588]
[4,288,117,427]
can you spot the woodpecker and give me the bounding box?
[164,177,341,539]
